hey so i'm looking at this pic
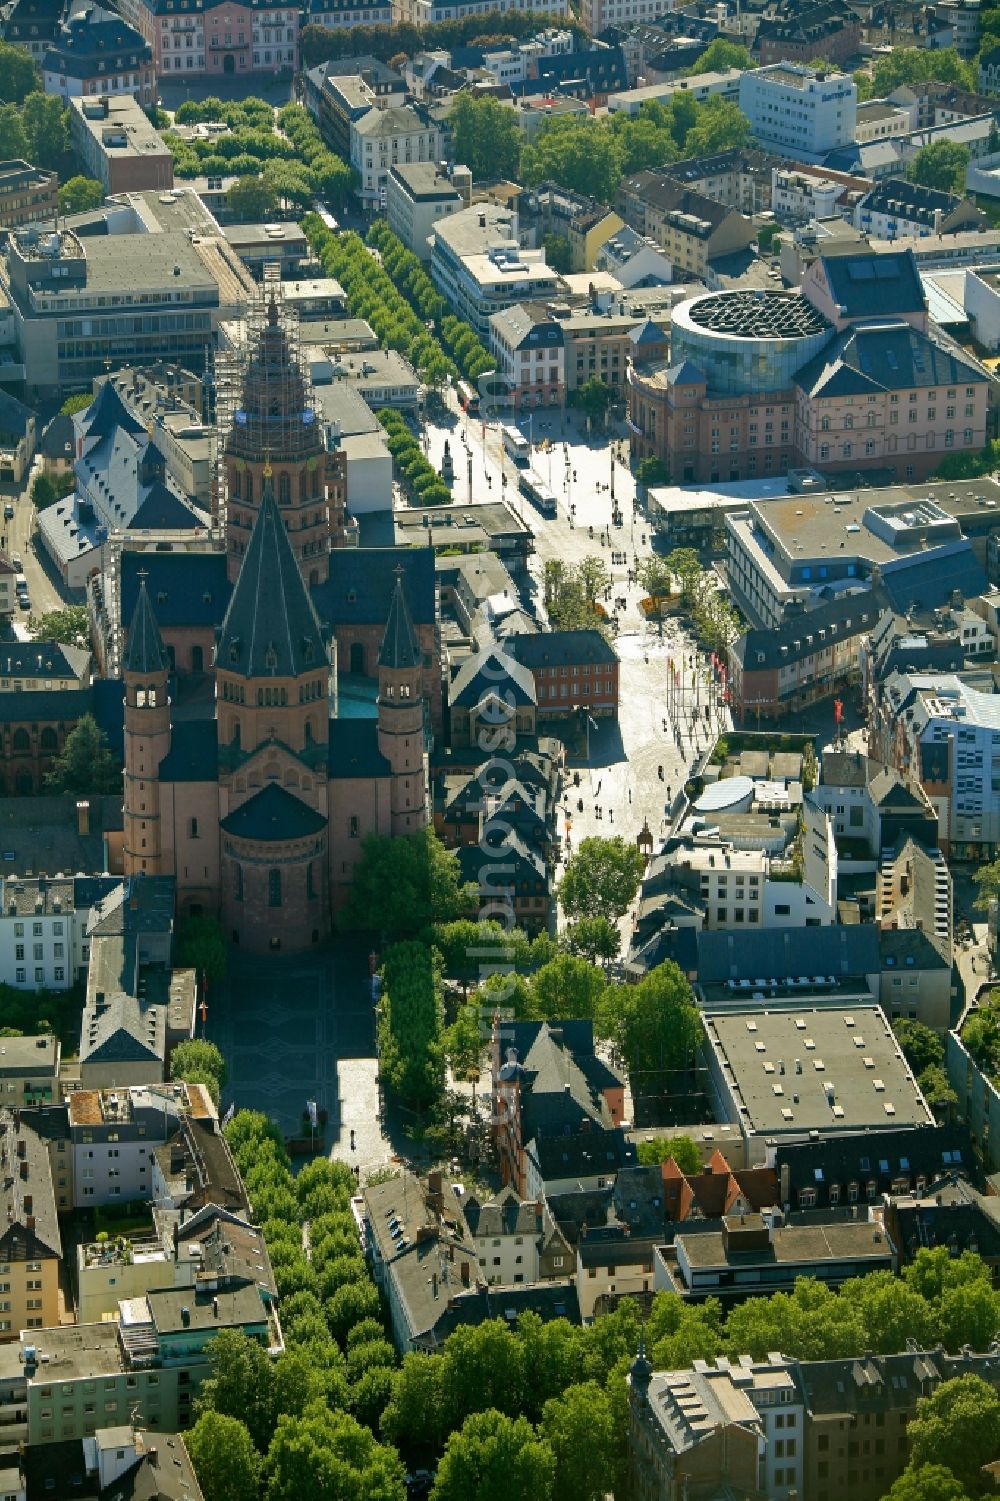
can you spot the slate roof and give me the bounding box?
[0,389,34,440]
[817,250,925,319]
[37,411,74,463]
[774,1123,979,1202]
[43,0,151,76]
[157,720,218,782]
[450,647,536,708]
[795,321,989,400]
[730,588,890,671]
[80,992,164,1067]
[217,478,328,680]
[122,578,170,676]
[880,546,989,615]
[528,1126,637,1183]
[327,719,391,778]
[665,359,707,386]
[498,1020,624,1143]
[462,1185,545,1238]
[508,629,618,668]
[892,1176,1000,1263]
[0,640,89,680]
[690,923,881,984]
[379,571,421,670]
[317,546,436,628]
[859,176,971,227]
[129,483,204,531]
[219,783,327,841]
[120,550,230,630]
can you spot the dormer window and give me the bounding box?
[265,645,278,672]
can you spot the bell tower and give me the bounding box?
[122,573,172,877]
[222,275,346,588]
[377,569,426,836]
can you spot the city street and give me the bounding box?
[423,399,732,899]
[1,457,71,626]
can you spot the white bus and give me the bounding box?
[518,470,557,517]
[502,424,530,465]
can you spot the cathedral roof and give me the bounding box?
[379,570,421,670]
[122,577,170,676]
[219,782,327,841]
[217,477,327,680]
[328,720,391,779]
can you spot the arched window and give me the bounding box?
[268,869,282,907]
[146,686,157,707]
[234,863,243,901]
[245,473,253,503]
[233,468,242,499]
[299,472,308,502]
[278,472,291,505]
[312,469,320,498]
[39,727,58,751]
[232,720,240,749]
[12,729,30,752]
[15,770,32,794]
[304,719,313,745]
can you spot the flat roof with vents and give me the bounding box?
[702,1004,935,1139]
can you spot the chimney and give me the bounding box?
[76,800,90,836]
[212,1296,219,1318]
[180,1306,190,1327]
[23,1195,32,1215]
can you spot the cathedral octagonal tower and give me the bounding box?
[223,278,347,588]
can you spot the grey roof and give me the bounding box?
[80,992,165,1067]
[880,546,989,615]
[691,923,881,985]
[317,547,437,627]
[462,1185,545,1238]
[379,571,421,670]
[0,1112,61,1262]
[219,783,327,842]
[217,477,328,680]
[666,359,706,386]
[508,629,618,668]
[731,589,890,671]
[0,640,89,680]
[817,250,925,318]
[795,321,989,400]
[859,175,972,226]
[122,578,170,677]
[775,1123,977,1201]
[450,647,536,708]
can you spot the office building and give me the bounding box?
[69,95,173,194]
[430,203,561,339]
[0,160,58,230]
[740,65,858,162]
[385,161,470,260]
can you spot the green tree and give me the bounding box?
[564,916,620,966]
[377,939,445,1109]
[532,953,608,1018]
[451,92,522,181]
[58,175,104,213]
[340,829,471,936]
[430,1409,554,1501]
[558,836,644,924]
[918,1064,958,1121]
[44,713,120,794]
[578,553,611,604]
[442,1000,487,1084]
[665,547,706,608]
[197,1328,276,1452]
[577,377,613,426]
[597,961,702,1087]
[884,1465,971,1501]
[907,140,970,194]
[0,41,38,105]
[542,232,572,274]
[226,174,277,219]
[60,392,93,416]
[683,96,751,156]
[636,1133,701,1174]
[635,455,669,487]
[872,46,974,95]
[171,1038,227,1096]
[432,919,533,996]
[0,103,27,160]
[893,1019,944,1076]
[184,1411,263,1501]
[907,1374,1000,1493]
[521,116,623,204]
[266,1400,406,1501]
[175,915,228,988]
[689,38,752,74]
[637,556,674,601]
[22,93,68,170]
[540,1381,619,1501]
[29,605,89,647]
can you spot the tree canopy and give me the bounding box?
[44,714,120,794]
[451,92,522,180]
[58,175,104,213]
[340,828,471,937]
[907,140,970,195]
[430,1409,554,1501]
[558,836,645,924]
[0,41,39,105]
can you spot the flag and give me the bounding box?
[307,1100,318,1129]
[222,1102,235,1128]
[834,698,844,725]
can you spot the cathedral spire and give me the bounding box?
[379,567,420,671]
[218,472,327,679]
[123,573,170,676]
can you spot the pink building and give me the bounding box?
[122,0,298,78]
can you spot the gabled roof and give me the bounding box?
[450,647,536,708]
[317,547,436,627]
[122,577,170,676]
[666,359,707,387]
[219,783,327,841]
[121,550,230,630]
[379,570,421,670]
[795,321,989,400]
[818,250,924,319]
[217,477,327,680]
[78,379,144,441]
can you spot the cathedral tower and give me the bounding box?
[122,576,171,877]
[377,570,427,836]
[222,278,347,588]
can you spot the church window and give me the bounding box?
[304,720,313,745]
[349,816,359,838]
[307,862,315,898]
[245,474,253,503]
[268,869,282,907]
[232,722,240,750]
[233,469,241,498]
[189,817,199,838]
[147,686,157,706]
[136,688,147,707]
[399,684,410,699]
[384,684,393,698]
[312,470,320,498]
[234,864,243,902]
[278,473,290,504]
[299,473,308,502]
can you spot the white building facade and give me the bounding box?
[739,65,858,162]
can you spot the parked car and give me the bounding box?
[3,502,13,520]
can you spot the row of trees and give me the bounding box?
[304,217,458,391]
[0,91,71,174]
[543,556,613,633]
[377,939,445,1109]
[379,408,451,506]
[163,100,352,207]
[297,9,590,67]
[892,1018,958,1120]
[637,547,742,652]
[365,220,494,384]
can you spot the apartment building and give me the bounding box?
[854,177,984,239]
[0,161,58,231]
[42,1,156,108]
[606,69,743,118]
[350,103,441,211]
[430,204,561,339]
[0,1038,59,1109]
[120,0,298,79]
[740,65,858,162]
[385,161,470,260]
[66,1083,215,1208]
[489,303,564,409]
[0,877,80,991]
[663,148,786,218]
[507,628,620,719]
[0,1112,61,1340]
[615,173,756,280]
[69,95,173,195]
